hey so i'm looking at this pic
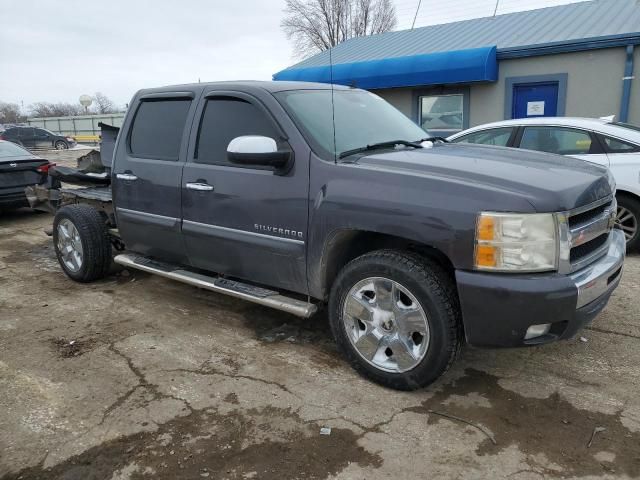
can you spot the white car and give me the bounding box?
[448,117,640,251]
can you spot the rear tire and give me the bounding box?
[328,249,462,390]
[53,205,112,282]
[616,194,640,252]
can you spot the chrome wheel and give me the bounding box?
[55,141,68,150]
[57,218,83,273]
[342,277,430,373]
[616,205,638,243]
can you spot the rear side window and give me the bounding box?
[129,99,191,161]
[195,97,278,166]
[452,128,514,147]
[602,136,640,153]
[17,128,34,138]
[520,127,594,155]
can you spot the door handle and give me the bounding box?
[185,182,214,191]
[116,173,138,181]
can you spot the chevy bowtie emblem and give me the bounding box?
[9,162,17,167]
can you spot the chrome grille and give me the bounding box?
[559,196,616,273]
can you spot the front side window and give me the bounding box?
[452,128,514,147]
[602,136,639,153]
[196,97,278,166]
[129,99,191,161]
[520,127,593,155]
[275,89,426,160]
[419,94,464,135]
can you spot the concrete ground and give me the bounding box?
[0,209,639,480]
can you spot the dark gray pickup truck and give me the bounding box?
[47,81,626,390]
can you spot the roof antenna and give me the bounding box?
[329,45,337,165]
[492,0,500,17]
[411,0,422,29]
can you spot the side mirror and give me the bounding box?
[227,136,292,173]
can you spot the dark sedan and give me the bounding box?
[0,140,54,210]
[0,126,77,150]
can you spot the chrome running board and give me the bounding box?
[114,253,318,318]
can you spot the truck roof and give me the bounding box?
[134,80,352,97]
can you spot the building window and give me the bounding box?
[419,94,464,136]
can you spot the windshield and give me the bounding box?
[275,89,427,160]
[0,141,34,159]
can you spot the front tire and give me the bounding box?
[53,205,112,282]
[55,140,69,150]
[329,250,462,390]
[616,194,640,252]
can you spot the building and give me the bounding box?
[274,0,640,136]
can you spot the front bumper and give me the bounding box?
[456,229,625,347]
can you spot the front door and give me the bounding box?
[512,83,559,119]
[112,91,199,264]
[181,91,309,294]
[33,129,52,149]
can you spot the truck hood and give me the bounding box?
[352,143,611,212]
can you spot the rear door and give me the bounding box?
[112,91,199,264]
[18,128,36,149]
[597,132,640,195]
[33,128,53,150]
[181,90,309,294]
[33,129,53,149]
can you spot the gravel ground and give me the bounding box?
[0,207,639,479]
[37,146,96,168]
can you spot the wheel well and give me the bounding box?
[616,189,640,203]
[321,230,455,299]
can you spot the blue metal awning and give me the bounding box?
[273,46,498,89]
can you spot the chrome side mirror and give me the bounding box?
[227,135,278,155]
[227,136,292,173]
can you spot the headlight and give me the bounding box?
[475,212,558,272]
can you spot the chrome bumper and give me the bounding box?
[570,229,625,309]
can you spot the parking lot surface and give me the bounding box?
[1,209,639,479]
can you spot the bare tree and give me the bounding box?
[282,0,396,58]
[91,92,117,114]
[28,102,84,118]
[0,102,26,124]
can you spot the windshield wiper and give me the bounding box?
[338,140,422,159]
[416,136,449,143]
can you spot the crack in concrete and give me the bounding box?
[585,326,640,340]
[96,343,196,427]
[162,366,294,397]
